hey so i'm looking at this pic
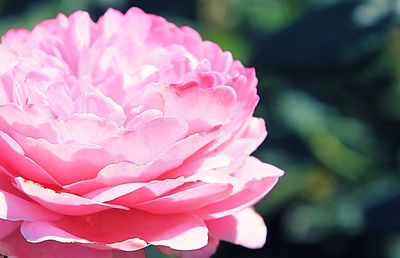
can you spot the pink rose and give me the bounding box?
[0,7,283,258]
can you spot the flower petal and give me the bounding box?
[104,116,189,164]
[64,126,223,195]
[0,188,61,221]
[194,157,283,219]
[14,177,128,216]
[62,160,181,195]
[158,237,219,258]
[15,137,115,185]
[206,208,267,248]
[60,113,121,144]
[0,104,58,142]
[0,219,20,239]
[21,209,208,251]
[0,230,114,258]
[80,91,126,125]
[83,178,184,205]
[135,182,233,214]
[163,85,236,133]
[0,131,60,186]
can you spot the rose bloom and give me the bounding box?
[0,7,283,258]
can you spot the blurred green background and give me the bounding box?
[1,0,399,257]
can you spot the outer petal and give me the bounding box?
[218,117,267,164]
[194,157,283,219]
[158,237,219,258]
[134,182,233,214]
[202,41,233,72]
[0,230,114,258]
[15,137,115,185]
[21,209,208,251]
[0,131,60,186]
[14,177,128,216]
[227,64,259,123]
[206,208,267,249]
[0,219,20,239]
[99,7,151,42]
[0,188,61,221]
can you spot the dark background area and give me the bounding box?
[1,0,399,257]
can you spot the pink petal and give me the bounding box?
[1,28,30,46]
[104,116,189,164]
[96,72,125,105]
[124,109,163,131]
[195,176,279,220]
[184,170,239,185]
[64,126,222,195]
[0,131,60,186]
[174,26,203,59]
[162,154,233,179]
[135,182,233,214]
[0,219,20,239]
[234,156,284,180]
[14,177,128,216]
[207,208,267,248]
[99,8,151,42]
[227,64,259,122]
[63,160,182,195]
[202,41,233,72]
[157,124,224,166]
[21,209,208,251]
[0,230,114,258]
[98,8,124,38]
[97,160,180,184]
[0,104,58,143]
[148,15,203,58]
[0,187,61,221]
[16,137,114,185]
[122,8,152,42]
[216,117,267,170]
[83,178,185,205]
[80,91,126,125]
[53,11,96,76]
[61,113,120,144]
[158,237,219,258]
[47,82,75,118]
[194,157,283,219]
[163,85,236,133]
[0,170,22,196]
[152,56,193,84]
[147,16,185,48]
[224,117,267,156]
[0,47,17,104]
[66,11,93,51]
[122,91,165,115]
